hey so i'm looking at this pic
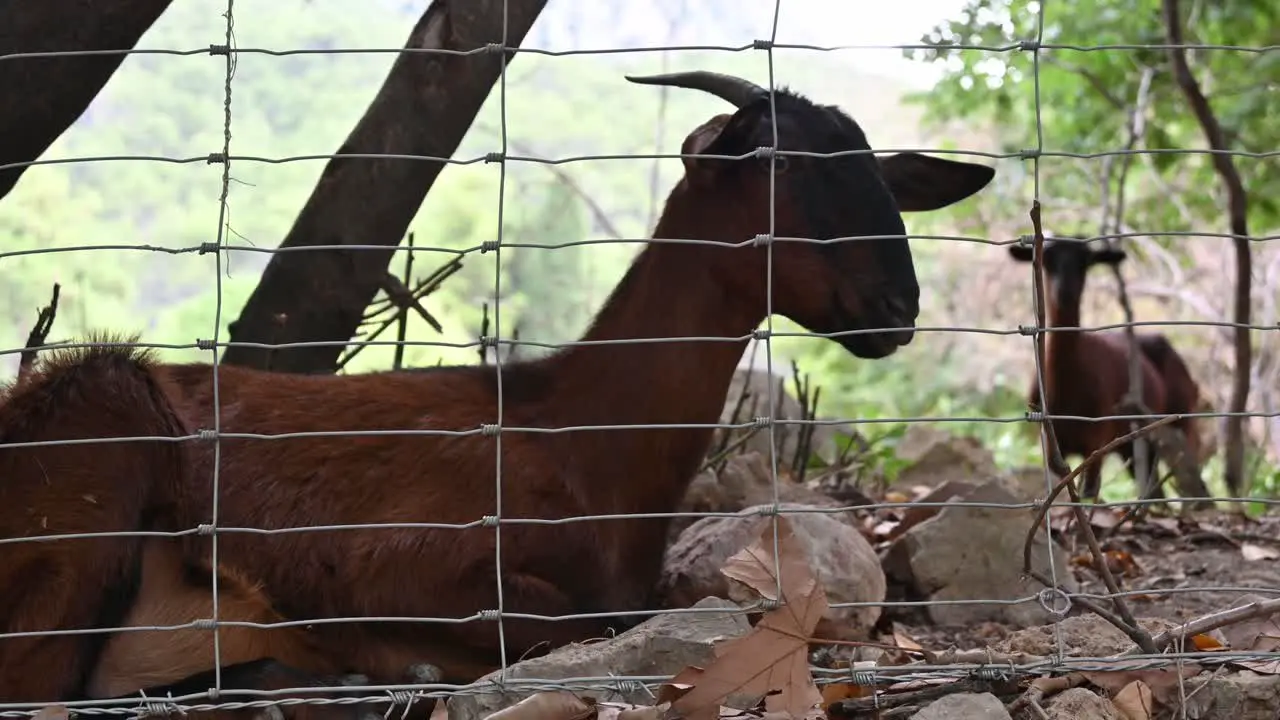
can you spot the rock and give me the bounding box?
[912,692,1011,719]
[890,426,1000,493]
[1181,670,1280,720]
[674,452,848,539]
[720,368,841,464]
[658,503,884,638]
[996,615,1178,658]
[446,597,752,720]
[882,479,1077,628]
[1045,688,1119,719]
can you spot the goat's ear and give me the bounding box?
[1091,247,1127,266]
[680,114,737,186]
[1008,244,1036,263]
[879,152,996,212]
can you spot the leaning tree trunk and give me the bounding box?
[221,0,550,373]
[0,0,173,201]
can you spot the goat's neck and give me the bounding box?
[1043,287,1084,398]
[545,242,760,511]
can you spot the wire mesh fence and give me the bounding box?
[1,0,1279,717]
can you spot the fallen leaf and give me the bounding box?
[673,516,826,720]
[1241,543,1280,561]
[484,692,596,720]
[32,707,69,720]
[596,702,665,720]
[1218,593,1280,674]
[1111,680,1153,720]
[430,698,450,720]
[1190,633,1226,652]
[1082,665,1201,707]
[657,666,705,705]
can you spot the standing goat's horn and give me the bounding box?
[624,71,768,109]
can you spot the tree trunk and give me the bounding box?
[221,0,549,373]
[0,0,173,201]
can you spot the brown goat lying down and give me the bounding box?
[0,70,997,702]
[1008,237,1206,501]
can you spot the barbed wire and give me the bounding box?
[1,0,1279,716]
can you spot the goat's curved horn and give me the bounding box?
[625,71,767,109]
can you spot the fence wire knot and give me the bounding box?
[191,618,216,631]
[480,239,501,253]
[480,422,501,436]
[1037,586,1073,617]
[195,338,217,350]
[197,428,218,441]
[196,523,216,536]
[752,327,771,340]
[1025,410,1046,423]
[480,514,500,527]
[751,233,772,247]
[752,39,774,50]
[751,416,772,429]
[613,679,645,694]
[478,609,501,622]
[197,242,220,255]
[205,152,227,165]
[1016,324,1039,336]
[483,151,505,164]
[849,669,878,686]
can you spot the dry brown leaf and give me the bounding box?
[484,692,597,720]
[1082,665,1201,707]
[1190,633,1227,652]
[672,516,825,720]
[1218,595,1280,674]
[658,666,706,705]
[1241,543,1280,561]
[596,702,666,720]
[32,707,69,720]
[883,491,911,504]
[430,698,450,720]
[1111,680,1153,720]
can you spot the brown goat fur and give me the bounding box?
[9,72,997,689]
[1009,238,1205,500]
[0,338,376,718]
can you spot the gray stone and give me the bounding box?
[1045,688,1119,720]
[658,503,885,639]
[882,479,1077,628]
[911,692,1011,719]
[1182,671,1280,720]
[446,597,751,720]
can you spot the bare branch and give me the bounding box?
[1162,0,1253,497]
[0,0,172,201]
[16,283,62,382]
[222,0,550,374]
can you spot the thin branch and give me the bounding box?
[1162,0,1253,496]
[16,283,62,382]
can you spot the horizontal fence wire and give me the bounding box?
[1,0,1278,716]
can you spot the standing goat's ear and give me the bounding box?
[679,114,738,186]
[1008,244,1036,263]
[878,152,996,212]
[1091,247,1127,266]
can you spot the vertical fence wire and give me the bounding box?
[493,0,513,680]
[207,0,240,696]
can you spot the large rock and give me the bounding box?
[912,692,1011,720]
[446,597,752,720]
[882,479,1077,628]
[720,368,840,465]
[1045,688,1119,720]
[890,425,1001,493]
[659,503,884,639]
[1181,671,1280,720]
[674,452,849,539]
